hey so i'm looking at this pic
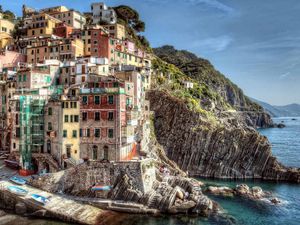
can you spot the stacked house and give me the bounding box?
[0,2,152,175]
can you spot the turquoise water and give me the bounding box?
[2,117,300,225]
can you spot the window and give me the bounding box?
[63,130,67,138]
[72,130,77,138]
[79,129,82,137]
[70,115,73,122]
[108,129,114,138]
[94,128,100,138]
[16,128,20,138]
[31,50,34,55]
[18,75,22,82]
[48,107,52,115]
[82,96,88,104]
[82,112,87,121]
[95,112,100,121]
[94,96,100,105]
[48,122,52,131]
[108,112,114,121]
[40,29,43,34]
[71,102,77,108]
[45,47,47,52]
[87,128,90,137]
[64,115,69,122]
[104,146,109,160]
[74,115,79,122]
[23,75,27,82]
[108,95,114,104]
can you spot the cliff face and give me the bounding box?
[148,90,300,182]
[153,46,273,128]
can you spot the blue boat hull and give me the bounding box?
[10,177,26,185]
[7,186,28,196]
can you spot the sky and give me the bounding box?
[1,0,300,105]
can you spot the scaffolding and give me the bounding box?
[17,85,64,173]
[19,95,45,172]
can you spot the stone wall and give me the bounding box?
[29,159,157,196]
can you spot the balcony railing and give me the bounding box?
[80,87,125,94]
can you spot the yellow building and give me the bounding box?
[27,13,61,37]
[0,32,13,48]
[40,6,69,14]
[61,97,81,168]
[0,14,15,35]
[103,23,126,40]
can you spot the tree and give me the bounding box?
[113,5,145,33]
[0,5,3,13]
[133,21,145,33]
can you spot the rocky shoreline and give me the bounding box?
[148,90,300,183]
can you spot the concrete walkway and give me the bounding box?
[0,180,104,225]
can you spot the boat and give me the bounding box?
[91,185,112,191]
[4,160,19,169]
[10,176,26,185]
[30,194,50,205]
[7,186,28,196]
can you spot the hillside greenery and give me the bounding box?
[153,46,264,113]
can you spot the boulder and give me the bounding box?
[0,210,6,217]
[235,184,250,195]
[270,198,281,204]
[251,186,264,199]
[207,186,234,197]
[15,202,27,215]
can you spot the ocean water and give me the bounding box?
[1,117,300,225]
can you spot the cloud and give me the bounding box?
[191,35,233,52]
[144,0,235,14]
[188,0,234,14]
[279,72,291,79]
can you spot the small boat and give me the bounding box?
[91,185,112,191]
[30,194,50,205]
[4,160,19,169]
[7,186,28,196]
[10,176,26,185]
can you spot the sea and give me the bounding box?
[1,117,300,225]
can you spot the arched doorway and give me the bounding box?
[92,145,98,160]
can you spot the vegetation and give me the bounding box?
[151,57,225,126]
[0,5,16,22]
[153,45,264,113]
[113,5,151,52]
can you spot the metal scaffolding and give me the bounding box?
[19,95,45,171]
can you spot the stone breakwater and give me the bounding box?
[28,160,219,216]
[148,90,300,183]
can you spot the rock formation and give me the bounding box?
[148,90,300,183]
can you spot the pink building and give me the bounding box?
[0,51,26,71]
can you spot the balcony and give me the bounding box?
[80,87,125,94]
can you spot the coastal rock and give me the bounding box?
[15,202,27,215]
[270,198,281,204]
[148,90,300,183]
[277,123,286,128]
[207,186,234,196]
[0,210,6,217]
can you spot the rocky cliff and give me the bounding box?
[148,90,300,182]
[148,46,300,182]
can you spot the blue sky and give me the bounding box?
[2,0,300,105]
